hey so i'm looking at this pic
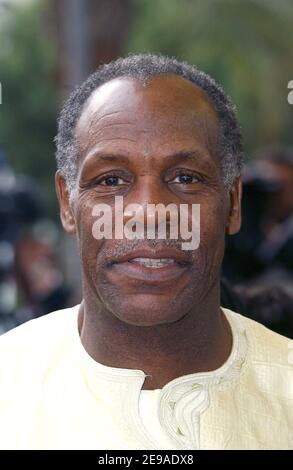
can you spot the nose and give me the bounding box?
[122,175,181,237]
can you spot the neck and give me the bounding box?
[79,285,232,390]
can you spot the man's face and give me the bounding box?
[57,75,241,326]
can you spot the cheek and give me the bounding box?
[202,203,226,242]
[194,199,227,265]
[75,197,104,276]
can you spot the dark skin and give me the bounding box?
[56,75,242,389]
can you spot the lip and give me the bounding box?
[107,247,191,283]
[109,248,191,266]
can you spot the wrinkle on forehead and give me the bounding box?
[75,75,221,162]
[76,78,139,133]
[77,74,219,130]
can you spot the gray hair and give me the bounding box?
[55,54,243,191]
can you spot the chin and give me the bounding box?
[108,294,189,327]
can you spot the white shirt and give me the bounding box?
[0,305,292,449]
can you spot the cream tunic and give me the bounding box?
[0,305,292,449]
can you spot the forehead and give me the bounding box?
[75,74,221,162]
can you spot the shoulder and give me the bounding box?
[0,305,80,375]
[223,308,293,398]
[224,308,292,363]
[0,305,80,447]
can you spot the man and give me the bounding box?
[0,54,292,450]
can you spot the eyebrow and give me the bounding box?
[97,154,129,162]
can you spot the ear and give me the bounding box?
[55,170,76,235]
[226,178,242,235]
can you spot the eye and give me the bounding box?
[98,175,126,186]
[172,174,200,184]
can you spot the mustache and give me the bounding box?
[99,238,193,264]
